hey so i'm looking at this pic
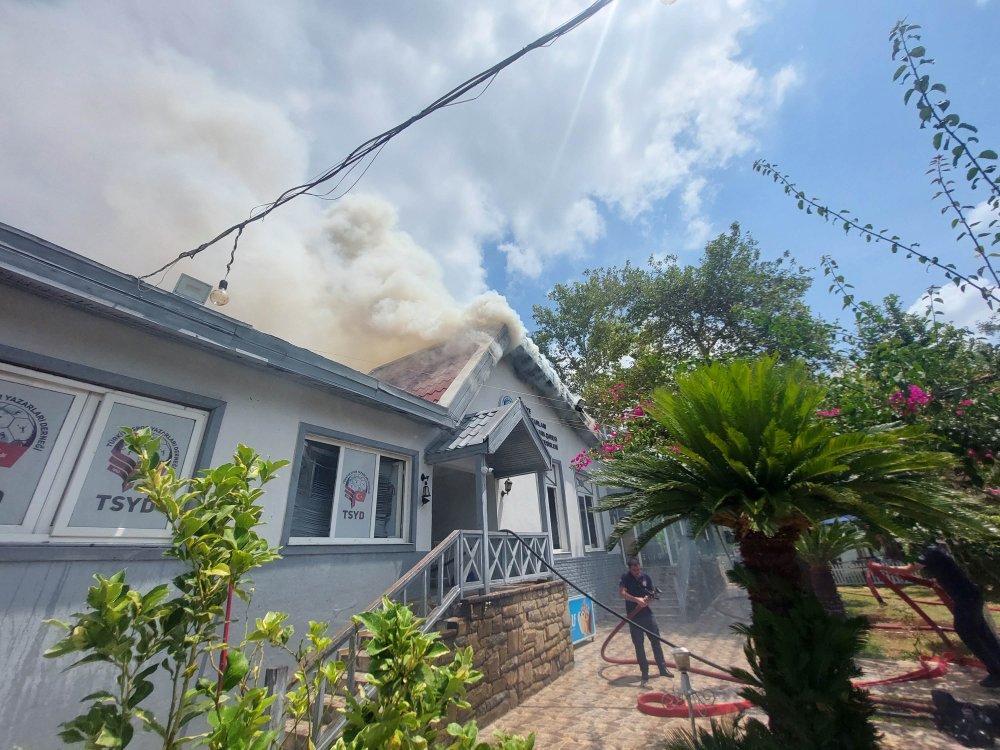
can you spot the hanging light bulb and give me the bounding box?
[208,279,230,306]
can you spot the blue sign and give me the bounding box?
[568,594,596,644]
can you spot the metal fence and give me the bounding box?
[829,559,905,587]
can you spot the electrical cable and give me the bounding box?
[139,0,616,281]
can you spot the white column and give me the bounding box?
[478,458,491,594]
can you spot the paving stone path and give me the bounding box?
[486,585,997,749]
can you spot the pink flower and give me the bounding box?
[889,385,932,415]
[817,408,842,417]
[960,399,974,406]
[632,406,645,417]
[955,410,964,416]
[986,453,994,459]
[986,488,1000,497]
[670,444,681,453]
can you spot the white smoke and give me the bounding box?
[298,195,523,370]
[0,0,791,374]
[0,2,524,372]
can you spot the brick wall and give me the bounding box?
[552,553,624,624]
[443,580,573,727]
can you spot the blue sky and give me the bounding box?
[1,1,997,371]
[495,1,1000,334]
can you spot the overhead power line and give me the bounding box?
[139,0,615,281]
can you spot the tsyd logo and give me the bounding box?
[0,403,39,468]
[343,470,370,508]
[106,426,181,491]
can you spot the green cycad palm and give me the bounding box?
[596,357,968,746]
[596,356,962,610]
[796,521,869,617]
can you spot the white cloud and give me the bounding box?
[967,200,1000,233]
[770,65,802,105]
[908,283,996,332]
[0,0,790,366]
[679,177,713,250]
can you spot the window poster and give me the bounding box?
[0,378,76,525]
[67,402,197,530]
[335,447,377,538]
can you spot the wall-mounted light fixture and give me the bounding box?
[500,478,513,498]
[420,473,431,504]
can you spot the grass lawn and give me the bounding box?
[839,584,1000,661]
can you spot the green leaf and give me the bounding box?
[979,150,998,160]
[94,724,124,747]
[221,650,250,691]
[80,690,117,703]
[129,679,155,706]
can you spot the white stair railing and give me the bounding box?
[267,528,552,749]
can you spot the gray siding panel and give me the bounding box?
[0,551,422,750]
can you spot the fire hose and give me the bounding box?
[498,531,986,721]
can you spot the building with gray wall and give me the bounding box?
[0,222,632,748]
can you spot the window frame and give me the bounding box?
[49,393,207,540]
[575,472,603,551]
[0,364,96,537]
[284,424,417,548]
[0,359,212,544]
[542,460,569,554]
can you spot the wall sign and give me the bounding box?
[568,594,596,644]
[0,378,76,526]
[66,402,197,530]
[335,447,376,538]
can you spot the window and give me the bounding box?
[1,363,208,542]
[289,435,408,544]
[575,473,603,550]
[578,493,601,549]
[544,462,568,553]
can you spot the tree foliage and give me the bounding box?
[824,295,1000,480]
[531,223,835,420]
[596,357,964,554]
[44,430,289,749]
[819,296,1000,594]
[594,357,963,744]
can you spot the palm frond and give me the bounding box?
[594,356,968,553]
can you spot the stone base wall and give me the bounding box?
[444,580,573,727]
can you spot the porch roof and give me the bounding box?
[424,398,551,478]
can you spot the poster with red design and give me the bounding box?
[66,402,196,530]
[0,378,75,526]
[335,447,375,538]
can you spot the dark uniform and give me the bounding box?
[619,568,668,680]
